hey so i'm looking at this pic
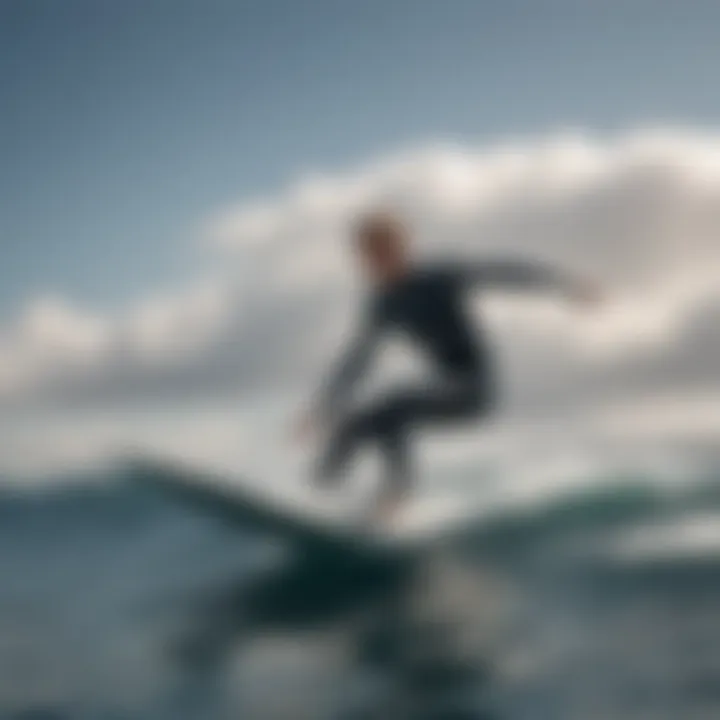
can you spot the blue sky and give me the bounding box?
[2,0,720,315]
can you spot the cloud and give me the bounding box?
[2,129,720,474]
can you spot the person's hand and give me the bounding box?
[571,279,604,308]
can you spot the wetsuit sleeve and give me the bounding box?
[456,258,582,296]
[315,298,382,420]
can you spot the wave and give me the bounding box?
[1,458,719,718]
[2,457,719,563]
[465,475,719,546]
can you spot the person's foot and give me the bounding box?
[370,492,405,531]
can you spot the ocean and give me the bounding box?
[1,462,719,719]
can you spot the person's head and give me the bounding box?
[353,210,411,285]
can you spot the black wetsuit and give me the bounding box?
[315,259,576,499]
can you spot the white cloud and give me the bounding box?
[0,297,110,395]
[2,129,720,475]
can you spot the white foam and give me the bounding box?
[608,512,720,563]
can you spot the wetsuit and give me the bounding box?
[315,259,578,500]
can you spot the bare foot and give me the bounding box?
[370,493,405,531]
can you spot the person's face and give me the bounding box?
[356,225,408,284]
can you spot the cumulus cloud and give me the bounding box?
[2,129,720,474]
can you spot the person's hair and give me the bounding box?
[353,209,407,253]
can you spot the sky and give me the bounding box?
[3,0,720,312]
[2,0,720,488]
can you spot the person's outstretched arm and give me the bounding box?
[457,257,597,301]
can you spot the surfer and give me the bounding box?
[295,211,601,524]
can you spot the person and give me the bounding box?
[294,211,601,526]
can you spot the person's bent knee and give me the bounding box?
[342,407,386,443]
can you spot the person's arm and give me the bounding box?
[456,257,595,301]
[312,300,382,423]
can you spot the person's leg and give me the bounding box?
[315,405,385,486]
[316,375,490,507]
[315,385,422,490]
[314,397,414,525]
[369,377,489,512]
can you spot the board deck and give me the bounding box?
[127,456,413,558]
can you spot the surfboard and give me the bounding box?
[126,455,416,558]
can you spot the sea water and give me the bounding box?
[0,464,719,719]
